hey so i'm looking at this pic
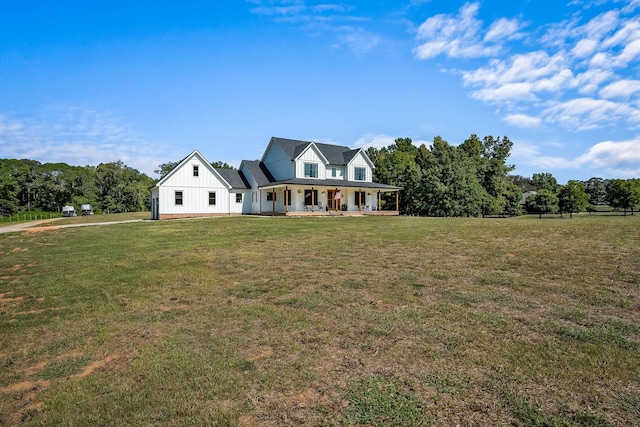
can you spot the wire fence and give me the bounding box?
[0,212,63,223]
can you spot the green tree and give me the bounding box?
[211,161,234,169]
[154,161,179,179]
[420,136,484,217]
[509,175,536,192]
[531,172,559,193]
[368,138,422,215]
[607,179,640,215]
[526,189,559,219]
[558,180,589,218]
[97,161,153,213]
[584,177,607,206]
[459,134,516,216]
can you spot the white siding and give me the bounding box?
[156,152,232,215]
[263,143,294,180]
[348,151,372,182]
[239,163,262,214]
[324,166,345,180]
[295,145,326,179]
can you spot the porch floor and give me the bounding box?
[260,210,399,217]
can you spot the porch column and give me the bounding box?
[272,191,275,212]
[285,186,288,213]
[311,187,315,212]
[335,188,339,211]
[377,191,381,211]
[395,191,399,212]
[358,189,362,211]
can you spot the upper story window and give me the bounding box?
[175,191,183,205]
[236,193,243,203]
[354,167,366,181]
[331,167,337,177]
[193,165,199,177]
[304,163,318,178]
[209,192,216,205]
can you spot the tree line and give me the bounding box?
[0,158,236,216]
[369,136,640,217]
[0,159,155,215]
[2,138,638,217]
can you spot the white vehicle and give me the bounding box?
[62,206,76,217]
[81,204,94,215]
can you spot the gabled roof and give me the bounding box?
[241,160,276,187]
[152,149,234,190]
[216,168,251,190]
[265,137,372,166]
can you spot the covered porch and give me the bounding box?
[258,181,401,216]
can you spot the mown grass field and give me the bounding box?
[1,214,639,426]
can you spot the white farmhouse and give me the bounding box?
[151,137,401,219]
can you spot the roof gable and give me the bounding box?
[295,141,329,164]
[346,148,375,169]
[265,137,368,167]
[154,150,232,189]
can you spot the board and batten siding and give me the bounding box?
[295,145,326,179]
[157,155,232,215]
[239,163,262,214]
[348,151,373,182]
[324,166,345,180]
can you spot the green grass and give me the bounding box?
[0,214,638,425]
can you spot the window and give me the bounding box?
[209,192,216,205]
[354,191,366,206]
[304,190,318,205]
[267,191,276,201]
[236,193,243,203]
[193,165,199,177]
[175,191,183,205]
[304,163,318,178]
[331,167,337,177]
[354,167,366,181]
[285,189,292,205]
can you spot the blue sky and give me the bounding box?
[1,0,639,183]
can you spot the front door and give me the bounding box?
[327,190,338,210]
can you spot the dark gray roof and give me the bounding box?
[241,160,276,187]
[216,168,251,190]
[269,137,364,166]
[260,177,401,190]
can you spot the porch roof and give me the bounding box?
[259,178,401,191]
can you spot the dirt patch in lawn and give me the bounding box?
[1,325,167,425]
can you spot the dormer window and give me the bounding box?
[354,167,366,181]
[193,165,199,177]
[304,163,318,178]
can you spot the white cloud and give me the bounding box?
[414,2,503,59]
[574,68,614,94]
[503,114,543,128]
[599,79,640,99]
[484,18,522,43]
[576,138,640,167]
[571,38,599,58]
[417,2,640,133]
[353,134,430,149]
[335,27,380,55]
[543,98,635,130]
[0,108,175,176]
[471,82,536,103]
